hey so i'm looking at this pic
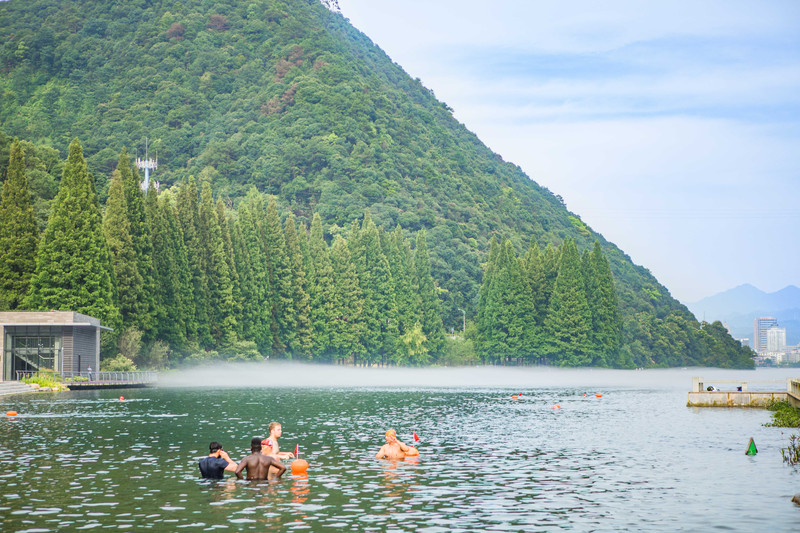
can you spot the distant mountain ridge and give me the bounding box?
[687,284,800,344]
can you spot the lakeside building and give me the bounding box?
[0,311,111,381]
[753,316,778,353]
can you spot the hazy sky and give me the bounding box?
[339,1,800,303]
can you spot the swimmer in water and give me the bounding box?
[199,441,238,479]
[235,437,287,480]
[261,421,295,460]
[375,429,409,460]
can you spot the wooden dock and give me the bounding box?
[687,377,800,408]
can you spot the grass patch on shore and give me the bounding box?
[765,399,800,428]
[22,375,61,389]
[765,400,800,467]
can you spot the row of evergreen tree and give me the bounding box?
[1,137,751,369]
[1,138,450,366]
[477,237,624,367]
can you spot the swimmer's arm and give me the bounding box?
[277,451,294,459]
[397,440,409,452]
[234,458,247,479]
[220,450,238,472]
[271,457,287,478]
[375,445,387,459]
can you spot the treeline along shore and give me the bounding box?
[0,136,755,369]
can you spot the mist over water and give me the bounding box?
[159,362,791,391]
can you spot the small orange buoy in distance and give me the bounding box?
[405,447,419,457]
[291,458,309,474]
[119,396,125,401]
[595,393,602,398]
[552,404,561,409]
[6,410,18,417]
[512,395,518,400]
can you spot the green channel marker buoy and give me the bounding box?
[746,437,757,455]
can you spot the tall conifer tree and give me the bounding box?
[103,166,144,331]
[521,240,544,357]
[199,183,237,346]
[217,200,242,338]
[330,235,365,363]
[476,235,501,356]
[544,239,592,366]
[351,212,398,364]
[147,191,188,349]
[588,241,622,366]
[118,150,156,337]
[0,139,38,309]
[26,139,121,341]
[388,226,418,339]
[264,196,292,354]
[228,213,254,342]
[238,190,272,352]
[284,213,313,357]
[308,213,337,358]
[415,230,445,357]
[176,178,210,346]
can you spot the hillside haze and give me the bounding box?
[0,0,754,368]
[688,284,800,344]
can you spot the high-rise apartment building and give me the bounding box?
[753,317,778,353]
[767,326,786,353]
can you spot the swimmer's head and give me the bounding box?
[385,429,397,441]
[251,436,263,453]
[268,421,281,434]
[209,441,223,453]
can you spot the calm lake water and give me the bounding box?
[1,365,799,532]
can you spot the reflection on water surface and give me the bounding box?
[1,366,798,531]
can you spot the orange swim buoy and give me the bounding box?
[552,404,561,409]
[291,458,309,474]
[512,395,518,400]
[6,411,18,417]
[405,447,419,457]
[119,396,125,401]
[595,393,602,398]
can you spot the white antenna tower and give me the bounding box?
[136,138,158,192]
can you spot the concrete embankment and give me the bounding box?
[687,377,800,407]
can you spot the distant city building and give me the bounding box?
[736,338,750,348]
[753,317,778,353]
[767,326,787,353]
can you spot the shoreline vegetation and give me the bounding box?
[0,136,756,371]
[765,400,800,466]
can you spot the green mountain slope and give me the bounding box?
[0,0,754,368]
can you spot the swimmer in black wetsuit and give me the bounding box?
[199,441,237,479]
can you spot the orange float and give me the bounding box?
[512,395,518,400]
[552,404,561,409]
[119,396,125,401]
[595,393,602,398]
[291,458,309,474]
[405,447,419,457]
[6,410,18,417]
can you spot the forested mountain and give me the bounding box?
[0,0,754,368]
